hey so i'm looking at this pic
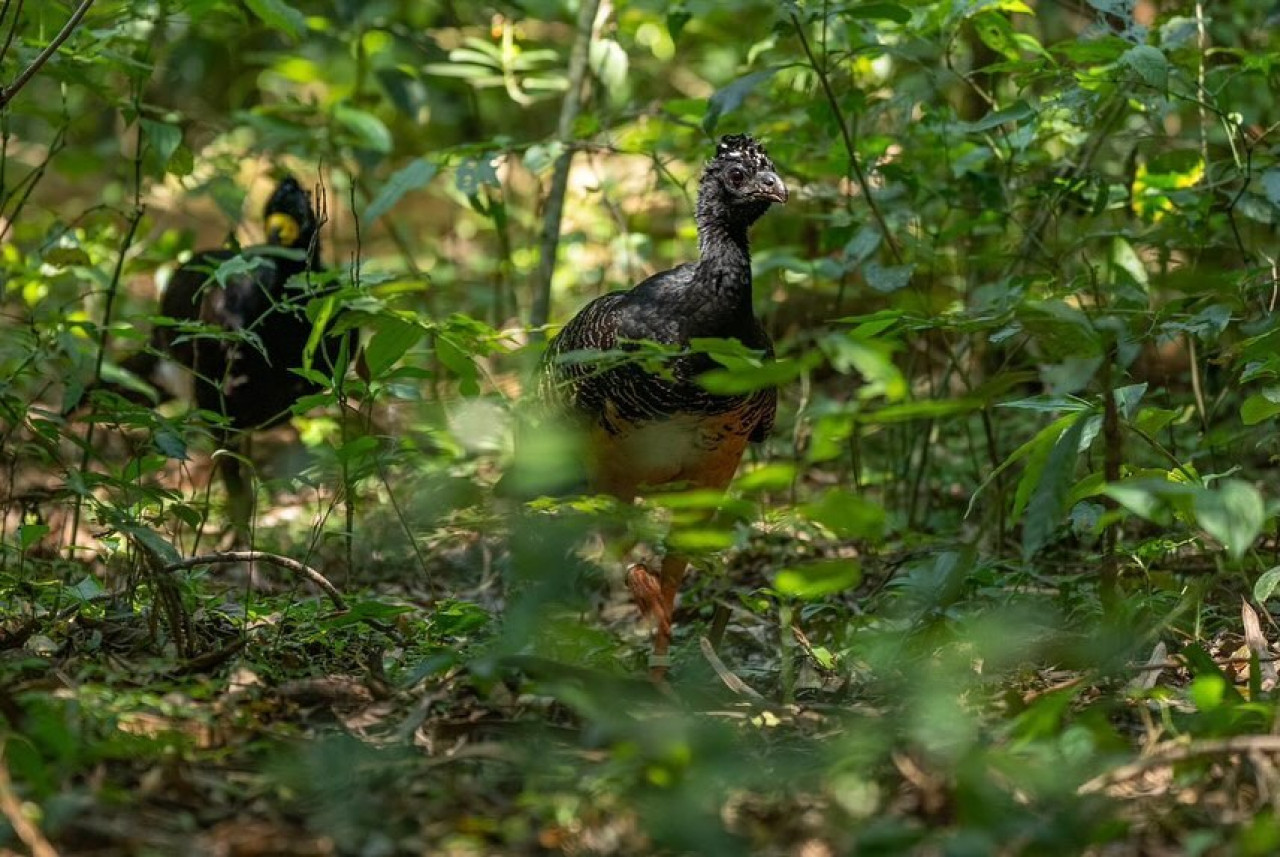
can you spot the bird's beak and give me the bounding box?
[755,171,788,204]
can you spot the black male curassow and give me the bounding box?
[535,134,788,677]
[114,175,353,535]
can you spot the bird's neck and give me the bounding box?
[692,217,754,317]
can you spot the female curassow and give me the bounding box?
[537,134,787,677]
[115,175,352,535]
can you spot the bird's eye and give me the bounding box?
[726,167,746,187]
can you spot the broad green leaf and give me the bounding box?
[1022,412,1088,558]
[18,523,49,550]
[1242,393,1280,426]
[1040,357,1101,396]
[667,5,692,40]
[775,559,862,600]
[1255,567,1280,603]
[244,0,305,38]
[140,119,182,179]
[703,68,779,134]
[590,38,629,97]
[802,489,886,540]
[334,105,393,153]
[698,353,818,395]
[1122,45,1168,89]
[364,158,439,223]
[734,462,797,493]
[1110,236,1149,288]
[363,316,422,378]
[863,397,983,424]
[1262,170,1280,208]
[966,99,1034,132]
[1194,479,1265,559]
[436,334,479,395]
[846,3,910,22]
[863,261,914,293]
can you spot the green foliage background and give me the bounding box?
[3,0,1280,854]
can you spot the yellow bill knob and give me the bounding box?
[265,212,301,246]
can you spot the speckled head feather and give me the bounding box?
[712,134,776,172]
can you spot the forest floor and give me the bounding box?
[4,417,1277,857]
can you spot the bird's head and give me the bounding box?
[262,175,318,249]
[701,134,788,226]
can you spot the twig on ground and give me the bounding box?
[1080,735,1280,794]
[699,636,763,700]
[173,636,248,675]
[0,749,58,857]
[161,551,348,612]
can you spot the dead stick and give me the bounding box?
[699,636,763,700]
[1080,735,1280,794]
[0,749,58,857]
[162,551,348,611]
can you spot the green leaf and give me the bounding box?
[334,105,393,153]
[18,523,49,550]
[244,0,306,38]
[364,316,422,379]
[1194,479,1265,559]
[801,489,886,540]
[1040,356,1101,396]
[140,119,182,179]
[590,38,629,96]
[667,5,692,40]
[703,68,778,134]
[862,397,983,424]
[698,354,814,395]
[364,158,439,223]
[845,2,910,22]
[1255,567,1280,603]
[1242,393,1280,426]
[863,261,914,293]
[153,428,188,461]
[1262,170,1280,208]
[435,334,479,396]
[1122,45,1168,89]
[966,100,1034,132]
[43,247,90,268]
[1110,236,1148,288]
[775,559,862,600]
[1104,477,1196,523]
[1022,413,1087,558]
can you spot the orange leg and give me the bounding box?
[626,553,689,680]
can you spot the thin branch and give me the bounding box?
[0,0,94,109]
[0,750,57,857]
[529,0,603,335]
[1080,735,1280,794]
[699,636,764,700]
[161,551,349,612]
[0,0,24,71]
[788,9,901,264]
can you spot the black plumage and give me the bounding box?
[535,134,788,676]
[115,176,352,533]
